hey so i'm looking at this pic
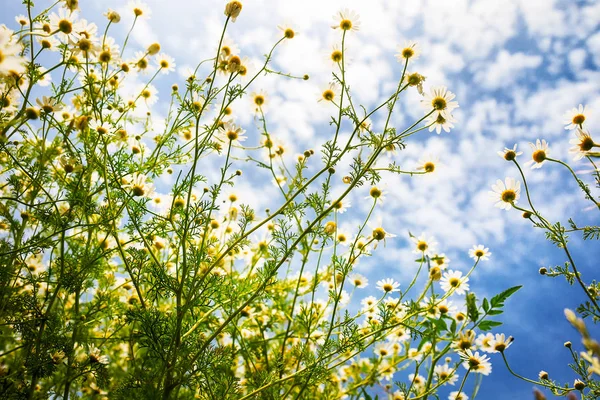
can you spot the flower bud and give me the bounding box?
[147,43,161,55]
[224,1,243,21]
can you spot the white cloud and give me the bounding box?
[474,50,542,90]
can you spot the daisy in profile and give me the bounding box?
[492,333,513,353]
[330,198,351,214]
[476,333,496,353]
[376,278,400,294]
[128,0,151,18]
[563,104,587,130]
[395,40,420,62]
[331,9,360,32]
[425,112,455,134]
[525,139,549,169]
[490,177,521,210]
[459,349,492,375]
[469,244,491,261]
[497,144,522,161]
[224,1,243,22]
[318,82,340,103]
[440,270,470,295]
[411,233,437,256]
[422,86,459,118]
[569,128,596,160]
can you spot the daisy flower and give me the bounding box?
[434,364,459,385]
[525,139,549,169]
[219,37,239,58]
[224,1,243,22]
[469,244,491,261]
[436,299,456,316]
[425,112,455,134]
[387,326,411,343]
[440,270,470,295]
[122,173,154,198]
[376,278,400,294]
[15,15,28,26]
[278,23,297,39]
[326,44,344,66]
[569,128,596,160]
[318,82,340,103]
[411,233,437,256]
[251,90,267,112]
[217,121,246,144]
[476,333,496,353]
[49,8,79,39]
[431,253,450,270]
[563,104,587,130]
[88,346,109,365]
[490,177,521,210]
[492,333,513,353]
[448,391,468,400]
[416,155,440,173]
[331,198,351,213]
[349,273,368,288]
[129,0,152,18]
[395,40,420,62]
[365,186,386,203]
[368,218,396,245]
[331,9,360,32]
[497,144,523,161]
[422,86,459,118]
[459,349,492,375]
[155,53,176,74]
[139,84,158,105]
[361,295,377,312]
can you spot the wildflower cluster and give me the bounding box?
[0,1,516,399]
[494,105,600,398]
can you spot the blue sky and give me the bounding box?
[4,0,600,398]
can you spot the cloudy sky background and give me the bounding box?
[5,0,600,398]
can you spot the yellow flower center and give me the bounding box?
[501,189,516,203]
[382,283,393,292]
[254,95,265,106]
[402,47,415,58]
[572,114,585,125]
[449,277,460,287]
[417,241,428,251]
[532,150,546,163]
[475,250,485,257]
[340,19,352,30]
[284,28,294,39]
[331,50,343,63]
[432,96,447,110]
[160,60,169,68]
[468,357,480,368]
[424,162,435,173]
[579,136,594,151]
[132,185,145,197]
[133,7,144,16]
[137,58,148,70]
[226,130,238,141]
[370,187,382,198]
[372,227,386,241]
[58,19,72,34]
[141,90,151,99]
[504,150,516,161]
[322,90,335,101]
